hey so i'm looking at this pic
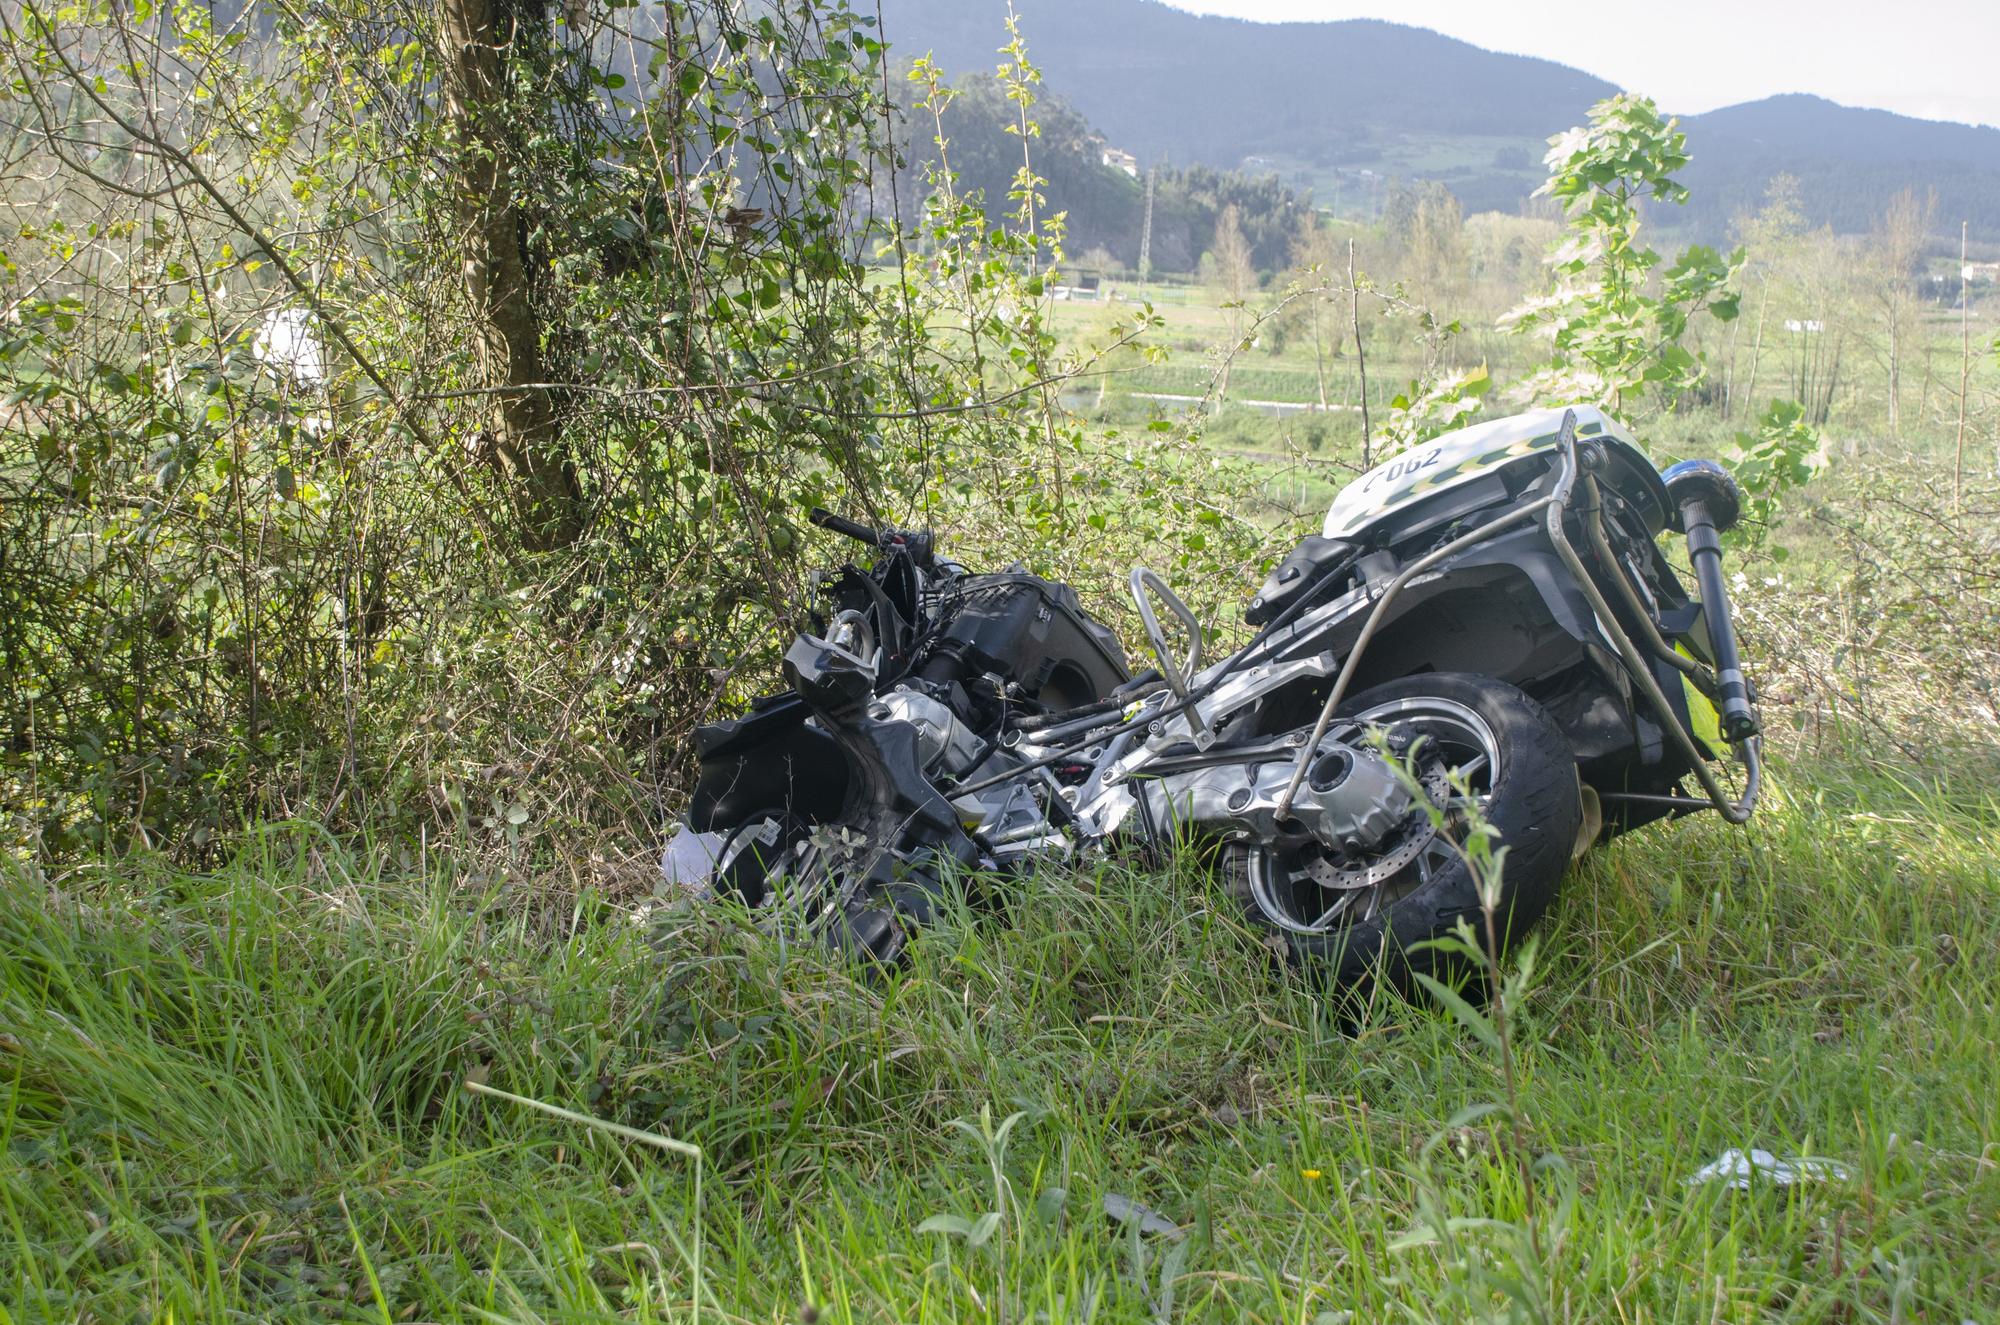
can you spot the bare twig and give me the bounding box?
[1349,238,1371,467]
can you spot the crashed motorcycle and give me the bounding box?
[668,406,1762,983]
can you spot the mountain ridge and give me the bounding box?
[1685,92,2000,144]
[878,0,2000,241]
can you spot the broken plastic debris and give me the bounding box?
[1102,1192,1183,1240]
[660,825,725,893]
[1683,1148,1852,1190]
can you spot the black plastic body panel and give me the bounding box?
[916,574,1129,710]
[1244,535,1355,626]
[687,696,846,831]
[1257,507,1703,800]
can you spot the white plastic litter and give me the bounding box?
[1683,1148,1852,1190]
[253,307,327,387]
[659,825,725,894]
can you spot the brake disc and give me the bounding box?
[1298,758,1453,891]
[1301,812,1433,889]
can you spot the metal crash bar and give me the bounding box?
[1542,459,1760,824]
[1129,565,1215,750]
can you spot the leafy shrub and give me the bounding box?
[0,2,1272,865]
[1502,95,1742,416]
[1725,398,1828,547]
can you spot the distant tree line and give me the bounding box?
[1679,159,2000,246]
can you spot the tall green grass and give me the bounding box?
[4,750,1996,1321]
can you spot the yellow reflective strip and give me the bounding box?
[1677,644,1730,759]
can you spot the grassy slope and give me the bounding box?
[5,751,1996,1321]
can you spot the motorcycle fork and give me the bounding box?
[1546,460,1762,823]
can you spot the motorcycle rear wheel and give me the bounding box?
[1222,672,1580,989]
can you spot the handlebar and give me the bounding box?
[809,507,882,547]
[809,507,935,569]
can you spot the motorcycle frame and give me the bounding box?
[677,411,1763,944]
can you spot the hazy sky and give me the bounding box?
[1162,1,2000,129]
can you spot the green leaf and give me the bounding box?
[916,1213,975,1238]
[1411,972,1501,1052]
[1445,1100,1510,1129]
[1032,1186,1068,1225]
[1103,1192,1182,1239]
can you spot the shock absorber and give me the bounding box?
[1662,459,1759,742]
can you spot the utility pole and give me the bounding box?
[1138,165,1155,282]
[1956,219,1969,513]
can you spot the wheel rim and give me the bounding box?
[1244,694,1502,937]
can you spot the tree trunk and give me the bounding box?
[1920,337,1935,423]
[1311,300,1328,411]
[1956,220,1970,513]
[1740,290,1767,423]
[1886,313,1900,442]
[1722,292,1743,417]
[439,0,583,551]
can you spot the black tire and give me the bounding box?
[1222,672,1580,989]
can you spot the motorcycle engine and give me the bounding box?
[869,687,985,777]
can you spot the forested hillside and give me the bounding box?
[883,71,1310,272]
[1679,94,2000,237]
[879,0,1613,160]
[879,0,2000,240]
